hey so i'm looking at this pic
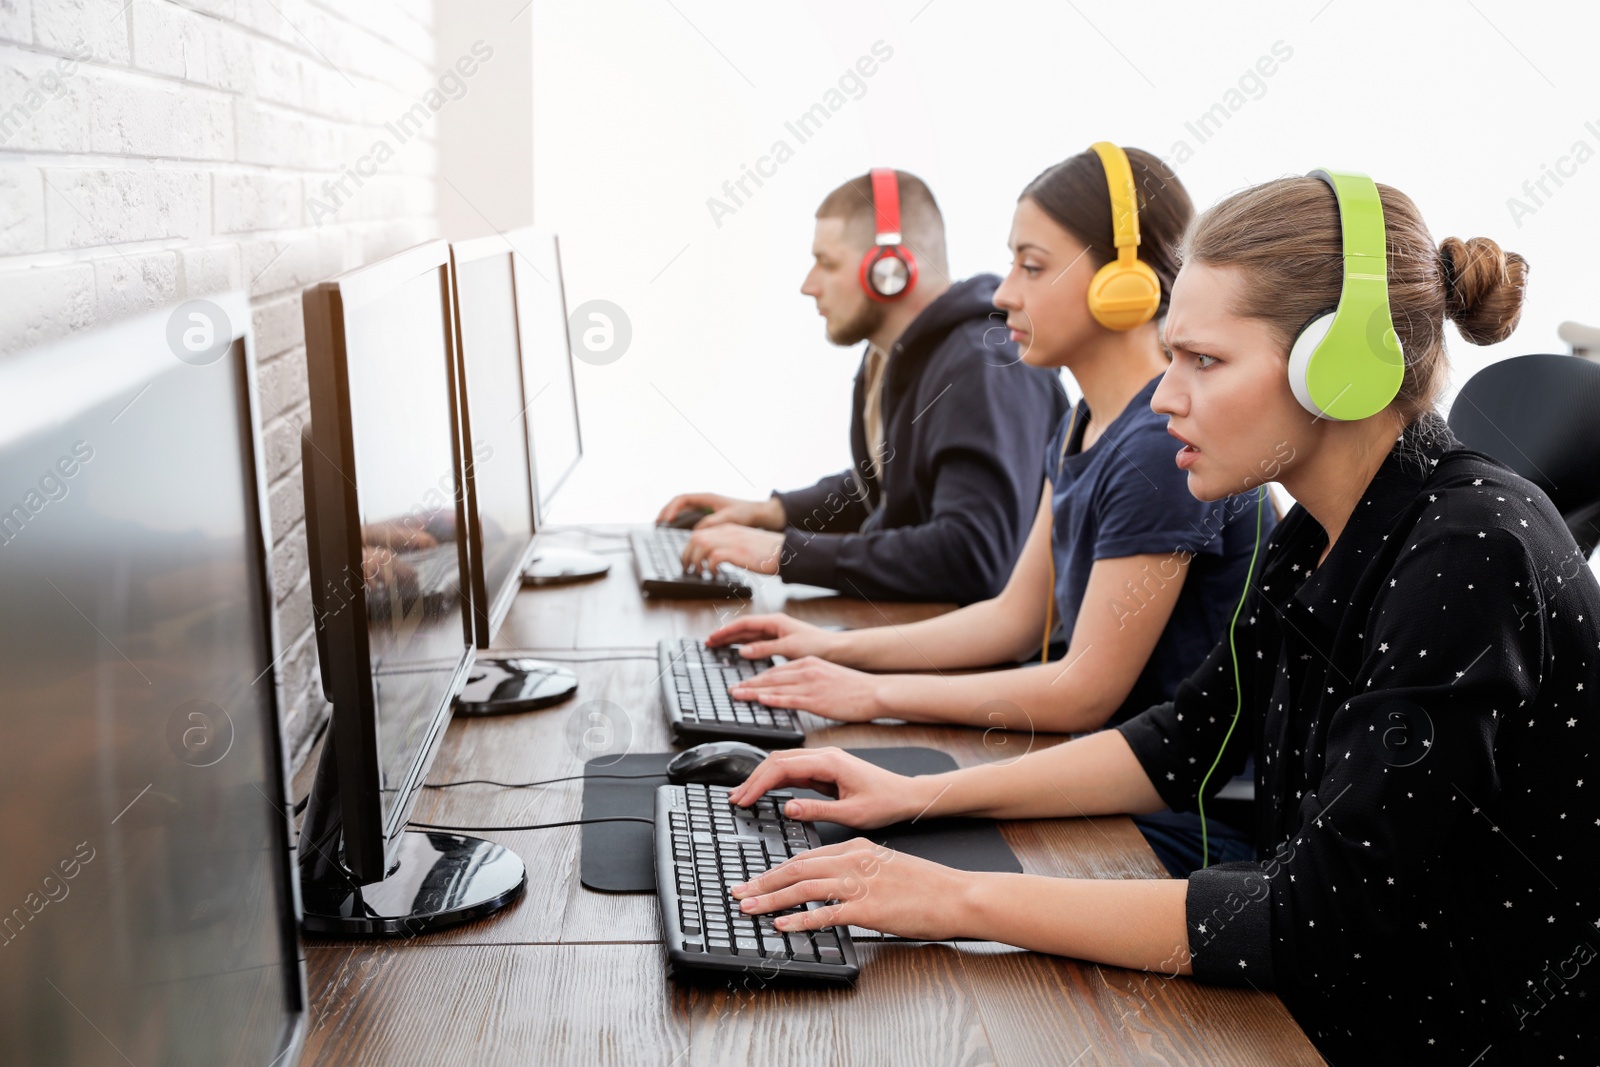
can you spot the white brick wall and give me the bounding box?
[0,0,441,770]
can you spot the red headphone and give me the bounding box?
[859,168,918,302]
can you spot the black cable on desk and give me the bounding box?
[294,743,659,815]
[409,815,656,833]
[496,652,658,662]
[287,662,658,812]
[425,771,666,790]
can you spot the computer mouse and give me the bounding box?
[665,740,770,786]
[663,507,712,530]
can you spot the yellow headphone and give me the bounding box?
[1040,143,1161,662]
[1084,142,1162,331]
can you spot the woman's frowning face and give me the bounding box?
[1152,261,1314,502]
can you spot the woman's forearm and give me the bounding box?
[905,729,1168,821]
[959,871,1193,974]
[827,594,1041,671]
[872,659,1122,733]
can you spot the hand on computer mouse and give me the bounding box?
[663,506,712,530]
[657,492,785,532]
[681,524,784,576]
[706,613,844,661]
[728,657,884,723]
[724,746,921,829]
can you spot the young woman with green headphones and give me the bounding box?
[721,171,1599,1064]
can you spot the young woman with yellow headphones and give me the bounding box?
[709,144,1270,877]
[721,168,1598,1064]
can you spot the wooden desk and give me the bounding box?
[296,527,1320,1065]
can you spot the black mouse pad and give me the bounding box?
[579,746,1022,893]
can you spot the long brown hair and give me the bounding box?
[1185,177,1529,422]
[1020,146,1193,319]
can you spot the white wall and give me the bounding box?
[435,0,533,239]
[528,0,1600,524]
[0,0,441,763]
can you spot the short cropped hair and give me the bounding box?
[815,170,949,279]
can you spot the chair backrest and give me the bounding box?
[1448,353,1600,557]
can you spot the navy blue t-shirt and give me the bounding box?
[1047,375,1276,724]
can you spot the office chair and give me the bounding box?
[1448,352,1600,558]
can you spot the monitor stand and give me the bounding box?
[454,656,578,715]
[299,831,527,937]
[297,745,527,937]
[523,545,610,585]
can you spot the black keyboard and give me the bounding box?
[654,783,859,983]
[630,527,753,599]
[658,638,803,747]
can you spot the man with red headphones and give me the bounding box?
[660,169,1068,605]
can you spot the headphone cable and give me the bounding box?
[1195,485,1266,869]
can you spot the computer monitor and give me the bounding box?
[298,240,526,935]
[0,292,306,1066]
[506,228,609,584]
[445,232,587,714]
[522,232,583,517]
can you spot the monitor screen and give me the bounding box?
[513,233,582,523]
[340,262,472,839]
[0,301,304,1066]
[454,249,537,641]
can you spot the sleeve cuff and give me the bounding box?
[1094,527,1228,561]
[774,477,844,530]
[1186,861,1275,987]
[1114,704,1192,813]
[778,527,839,589]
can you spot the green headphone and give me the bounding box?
[1196,169,1405,866]
[1287,169,1405,421]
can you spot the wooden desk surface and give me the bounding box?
[296,527,1320,1066]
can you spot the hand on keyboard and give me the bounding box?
[705,612,844,662]
[660,638,802,745]
[725,746,924,829]
[659,784,857,978]
[680,524,785,577]
[726,657,886,724]
[730,836,976,944]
